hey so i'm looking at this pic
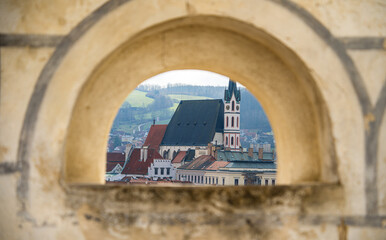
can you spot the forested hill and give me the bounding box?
[136,84,272,131]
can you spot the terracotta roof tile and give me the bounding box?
[106,152,126,172]
[143,124,167,150]
[179,155,215,170]
[121,148,163,175]
[107,152,125,162]
[206,161,229,170]
[172,151,187,163]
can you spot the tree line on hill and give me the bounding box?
[112,84,272,134]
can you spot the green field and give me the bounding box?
[124,90,154,107]
[168,94,212,101]
[116,92,213,133]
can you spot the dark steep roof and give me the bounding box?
[161,99,224,146]
[224,80,241,102]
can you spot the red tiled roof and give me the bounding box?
[172,151,187,163]
[206,161,229,170]
[107,152,125,162]
[106,152,126,172]
[179,155,215,170]
[143,124,167,150]
[121,148,163,175]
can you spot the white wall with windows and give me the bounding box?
[148,159,176,180]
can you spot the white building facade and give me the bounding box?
[148,159,177,180]
[224,81,241,151]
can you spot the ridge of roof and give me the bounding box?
[143,124,167,150]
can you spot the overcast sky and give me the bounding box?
[140,69,239,87]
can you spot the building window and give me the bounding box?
[226,116,228,127]
[160,168,164,175]
[234,179,239,186]
[205,177,207,184]
[154,168,158,175]
[216,177,218,185]
[194,175,197,183]
[166,168,170,175]
[237,117,239,127]
[237,137,239,146]
[272,179,275,185]
[222,178,225,185]
[201,176,204,184]
[226,136,228,145]
[265,179,269,185]
[231,137,234,145]
[232,101,235,111]
[231,117,234,127]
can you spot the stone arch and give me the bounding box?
[21,1,365,199]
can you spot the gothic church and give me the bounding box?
[159,80,241,159]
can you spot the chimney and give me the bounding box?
[195,147,200,158]
[208,143,213,156]
[248,147,253,157]
[258,147,264,160]
[125,143,133,161]
[143,146,148,162]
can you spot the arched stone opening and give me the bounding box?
[63,16,338,185]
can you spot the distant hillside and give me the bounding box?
[112,84,272,135]
[124,90,153,107]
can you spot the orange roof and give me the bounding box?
[172,151,187,163]
[143,124,167,150]
[206,161,229,170]
[179,155,215,170]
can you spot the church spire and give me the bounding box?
[223,79,241,151]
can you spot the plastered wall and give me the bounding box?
[0,0,385,239]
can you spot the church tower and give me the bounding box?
[223,80,241,151]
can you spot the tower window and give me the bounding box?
[232,101,235,111]
[226,116,228,127]
[231,137,234,145]
[232,117,234,127]
[226,136,228,145]
[237,117,239,127]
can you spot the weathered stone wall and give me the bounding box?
[0,0,385,239]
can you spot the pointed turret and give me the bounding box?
[223,80,241,151]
